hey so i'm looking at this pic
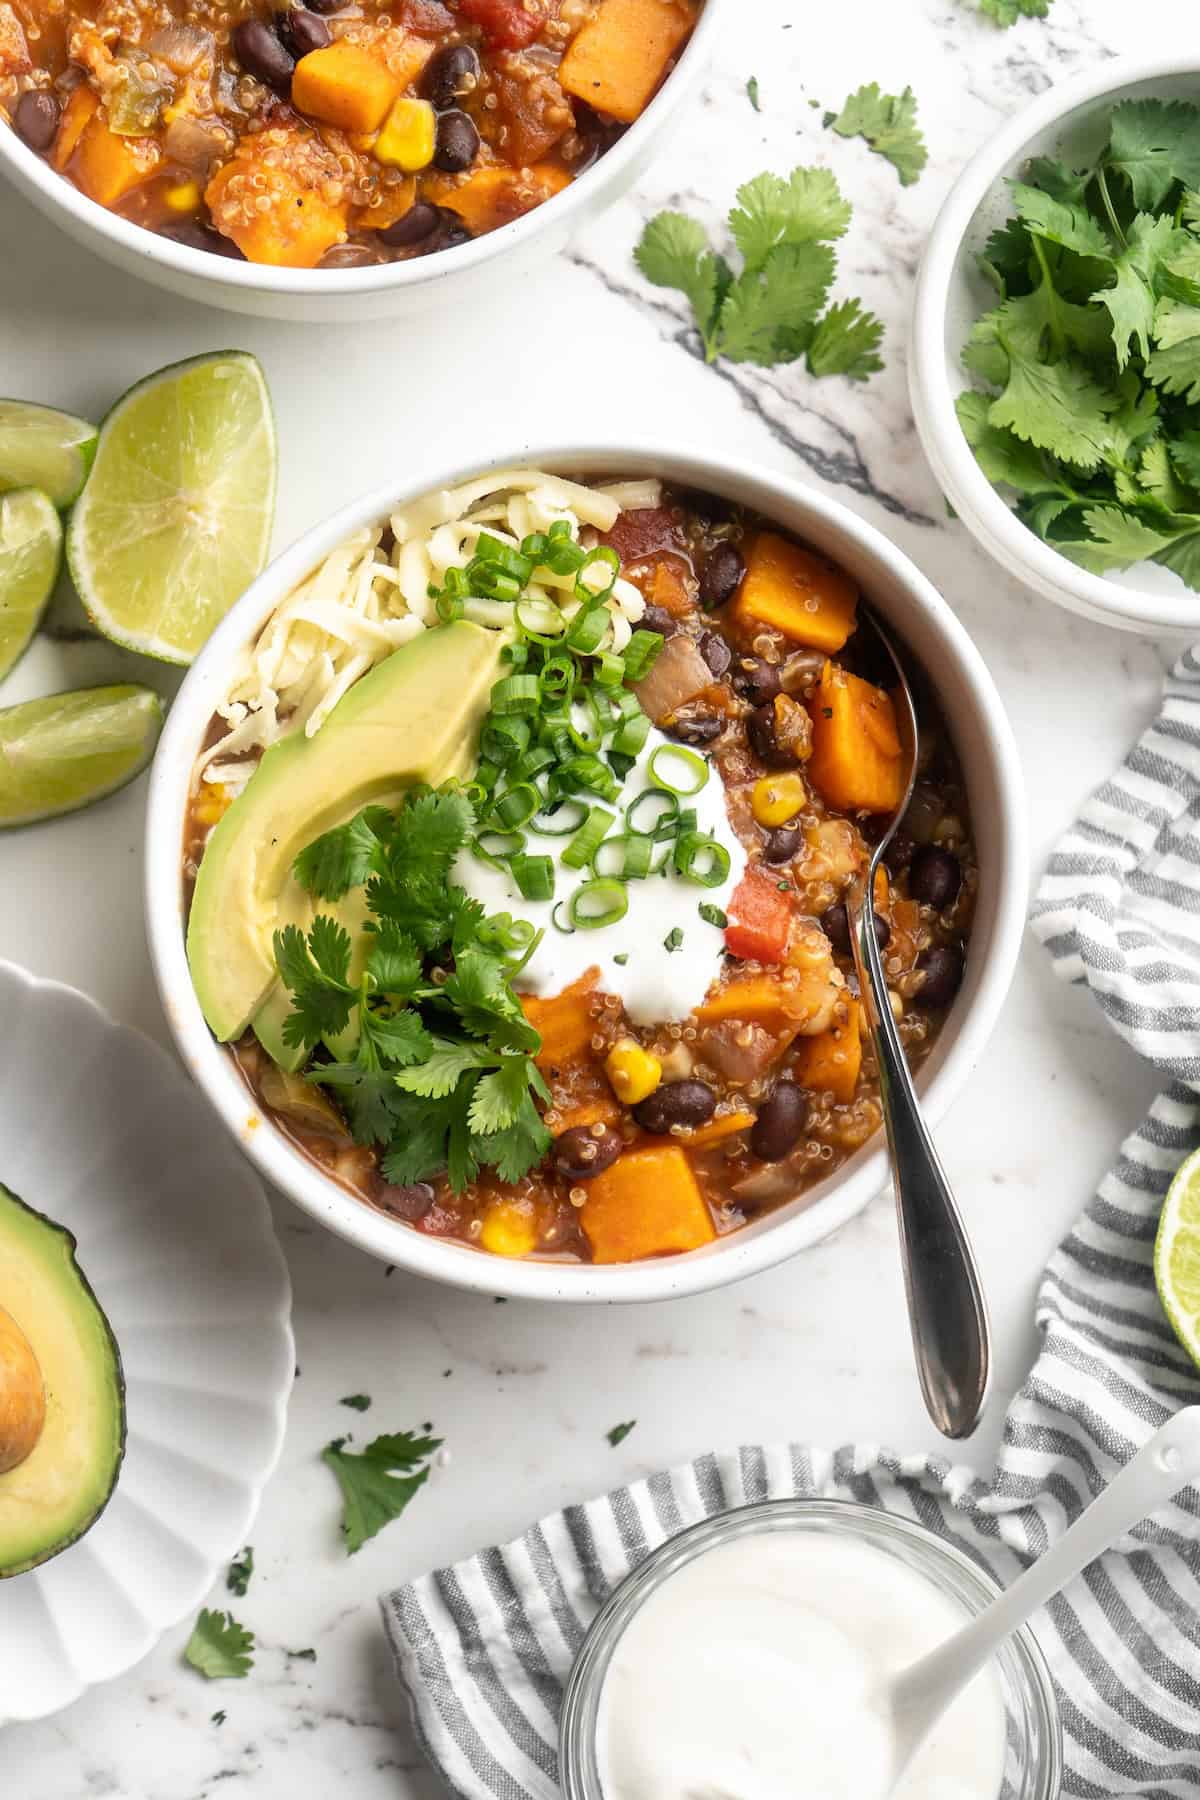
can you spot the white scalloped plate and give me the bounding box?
[0,962,293,1723]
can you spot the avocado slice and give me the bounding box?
[188,621,507,1047]
[0,1183,125,1579]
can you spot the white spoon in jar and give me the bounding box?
[882,1407,1200,1794]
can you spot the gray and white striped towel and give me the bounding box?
[382,648,1200,1800]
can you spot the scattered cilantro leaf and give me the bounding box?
[226,1546,254,1598]
[664,927,684,953]
[340,1394,372,1411]
[211,1711,226,1726]
[746,75,760,112]
[322,1429,442,1554]
[184,1610,255,1680]
[698,903,727,928]
[826,83,927,186]
[294,808,386,900]
[635,165,879,377]
[606,1420,637,1447]
[286,1648,318,1662]
[274,922,356,1051]
[976,0,1049,25]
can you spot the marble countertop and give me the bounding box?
[2,0,1189,1793]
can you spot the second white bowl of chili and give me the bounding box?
[144,442,1028,1303]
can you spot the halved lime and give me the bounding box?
[0,489,63,683]
[67,352,276,666]
[0,400,97,509]
[0,685,163,828]
[1155,1145,1200,1370]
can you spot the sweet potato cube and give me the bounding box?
[733,532,859,652]
[431,161,569,234]
[696,975,797,1034]
[807,661,905,814]
[205,149,347,267]
[580,1146,715,1262]
[559,0,695,124]
[52,85,99,171]
[681,1110,755,1149]
[547,1061,621,1136]
[521,970,600,1076]
[73,114,159,207]
[794,999,863,1104]
[292,41,398,133]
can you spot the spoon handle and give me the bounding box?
[894,1408,1200,1714]
[849,891,990,1441]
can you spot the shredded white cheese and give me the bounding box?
[199,469,661,787]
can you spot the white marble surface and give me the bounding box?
[0,1,1187,1793]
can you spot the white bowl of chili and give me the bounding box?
[0,0,723,324]
[144,441,1028,1303]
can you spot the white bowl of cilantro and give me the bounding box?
[912,51,1200,636]
[144,443,1027,1303]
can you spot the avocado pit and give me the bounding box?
[0,1304,46,1473]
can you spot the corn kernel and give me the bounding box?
[374,97,437,172]
[479,1199,538,1258]
[164,180,202,214]
[605,1038,662,1106]
[751,772,807,827]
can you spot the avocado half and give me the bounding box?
[0,1183,126,1579]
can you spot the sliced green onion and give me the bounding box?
[594,650,626,688]
[611,711,651,758]
[568,689,603,753]
[502,640,530,670]
[575,544,620,601]
[649,741,709,796]
[612,688,642,723]
[593,832,654,881]
[511,853,555,902]
[539,653,575,699]
[625,786,679,838]
[470,565,522,602]
[551,899,575,934]
[543,520,587,576]
[481,715,531,765]
[569,878,629,930]
[463,759,500,807]
[623,629,666,682]
[562,805,615,869]
[435,588,465,622]
[489,783,540,830]
[521,530,549,561]
[565,604,610,654]
[674,831,731,888]
[559,753,620,802]
[472,532,533,584]
[511,744,556,784]
[506,925,544,979]
[529,797,590,838]
[478,912,535,953]
[490,673,541,716]
[473,829,526,871]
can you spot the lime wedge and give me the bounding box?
[0,685,163,828]
[1155,1144,1200,1370]
[67,352,276,666]
[0,400,97,508]
[0,489,63,683]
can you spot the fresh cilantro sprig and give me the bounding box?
[322,1429,442,1554]
[184,1610,255,1680]
[274,788,551,1193]
[825,85,927,187]
[636,166,883,379]
[956,100,1200,590]
[974,0,1050,24]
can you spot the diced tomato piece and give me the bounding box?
[600,506,683,563]
[456,0,542,47]
[724,867,794,965]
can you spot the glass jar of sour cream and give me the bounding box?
[559,1500,1062,1800]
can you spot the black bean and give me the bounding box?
[699,630,731,677]
[380,200,441,246]
[433,108,479,173]
[763,824,800,865]
[158,218,245,257]
[633,1081,716,1133]
[821,902,889,956]
[641,605,676,637]
[915,944,964,1010]
[883,830,915,875]
[746,701,797,768]
[421,41,481,109]
[751,1082,808,1162]
[302,0,344,13]
[667,714,723,747]
[14,91,60,153]
[436,220,473,249]
[377,1180,435,1222]
[232,18,295,91]
[554,1124,622,1181]
[318,242,379,268]
[699,542,745,609]
[732,656,780,706]
[277,6,331,55]
[908,844,962,911]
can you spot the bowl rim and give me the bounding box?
[911,48,1200,636]
[144,438,1029,1304]
[0,0,723,299]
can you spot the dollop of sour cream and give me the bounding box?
[454,726,747,1026]
[597,1531,1006,1800]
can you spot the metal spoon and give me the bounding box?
[843,614,990,1440]
[884,1408,1200,1789]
